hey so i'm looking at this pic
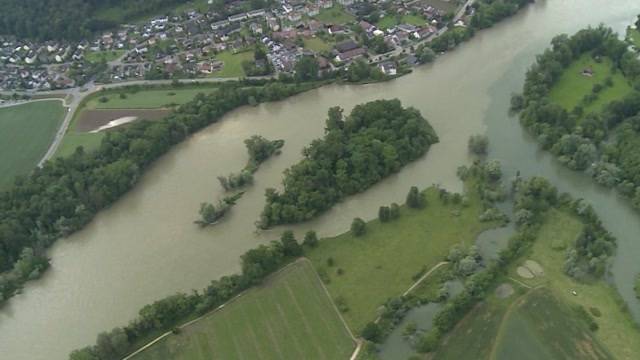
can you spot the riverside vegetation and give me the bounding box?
[0,79,319,305]
[513,25,640,208]
[258,99,439,228]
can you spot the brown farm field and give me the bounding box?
[76,109,170,132]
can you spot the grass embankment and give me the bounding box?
[436,209,640,359]
[548,54,633,115]
[213,51,254,78]
[315,5,355,25]
[56,85,220,157]
[307,186,495,333]
[0,100,65,188]
[131,260,355,360]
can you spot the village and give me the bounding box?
[0,0,471,92]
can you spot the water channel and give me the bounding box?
[2,1,640,359]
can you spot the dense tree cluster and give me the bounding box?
[0,80,315,305]
[0,0,190,41]
[515,26,640,210]
[71,230,303,360]
[470,0,533,30]
[259,99,439,228]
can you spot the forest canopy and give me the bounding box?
[0,0,190,40]
[259,99,439,228]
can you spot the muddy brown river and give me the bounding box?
[1,1,640,359]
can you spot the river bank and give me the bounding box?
[2,1,640,359]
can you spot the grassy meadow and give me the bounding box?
[86,87,217,109]
[132,260,355,360]
[315,6,355,25]
[506,209,640,359]
[0,100,65,188]
[213,50,254,78]
[494,289,611,360]
[85,50,125,63]
[303,37,334,53]
[548,54,633,115]
[376,14,427,30]
[306,186,496,332]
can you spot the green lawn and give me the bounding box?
[626,27,640,49]
[0,101,65,188]
[56,132,105,158]
[213,51,254,78]
[307,186,496,333]
[132,260,355,360]
[506,209,640,360]
[548,54,633,115]
[495,289,611,360]
[315,5,355,25]
[376,14,427,30]
[86,88,217,109]
[85,50,125,63]
[303,37,334,53]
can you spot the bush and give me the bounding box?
[303,230,319,248]
[378,206,391,222]
[351,217,366,236]
[99,96,109,103]
[389,203,400,219]
[361,322,382,342]
[468,134,489,155]
[406,186,425,209]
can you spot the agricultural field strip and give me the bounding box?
[127,259,355,360]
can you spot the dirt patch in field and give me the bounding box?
[76,109,170,132]
[495,283,514,299]
[517,266,534,279]
[524,260,544,277]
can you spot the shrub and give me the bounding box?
[351,217,366,236]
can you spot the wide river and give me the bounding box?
[2,1,640,359]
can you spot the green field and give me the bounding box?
[85,50,125,63]
[0,100,65,188]
[494,289,611,360]
[56,132,105,158]
[434,289,519,360]
[506,209,640,359]
[213,51,254,78]
[315,6,355,25]
[548,54,633,115]
[307,186,496,332]
[132,260,355,360]
[303,37,334,53]
[86,87,218,109]
[376,14,427,30]
[434,208,639,359]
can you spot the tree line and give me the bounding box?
[70,229,307,360]
[0,80,316,305]
[0,0,191,41]
[514,25,640,211]
[258,99,439,228]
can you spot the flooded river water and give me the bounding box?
[2,1,640,359]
